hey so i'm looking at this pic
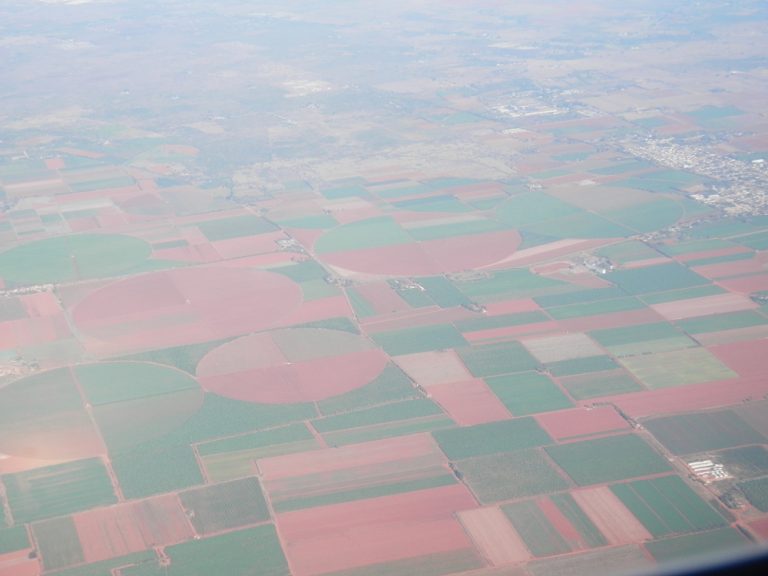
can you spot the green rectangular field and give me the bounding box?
[51,550,158,576]
[433,417,552,460]
[597,240,660,263]
[414,276,473,308]
[371,324,467,356]
[485,372,573,416]
[523,212,631,239]
[312,398,444,433]
[604,198,683,234]
[197,214,277,241]
[179,477,269,534]
[645,528,749,563]
[394,194,470,213]
[125,525,290,576]
[456,340,539,377]
[502,500,570,557]
[458,448,569,503]
[559,370,644,400]
[736,230,768,250]
[605,262,709,295]
[546,297,646,320]
[111,435,204,499]
[273,260,328,282]
[549,493,607,548]
[643,410,765,455]
[321,184,370,199]
[0,526,29,555]
[737,477,768,511]
[660,238,736,256]
[118,337,232,374]
[391,284,435,308]
[546,355,619,377]
[495,192,580,227]
[3,458,117,523]
[640,284,726,304]
[315,216,412,253]
[317,363,420,416]
[610,475,727,537]
[684,251,754,267]
[526,545,653,576]
[620,347,737,389]
[675,310,767,334]
[32,516,84,571]
[545,434,672,486]
[201,440,320,483]
[455,310,549,332]
[75,362,198,405]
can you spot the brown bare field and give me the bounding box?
[394,350,473,387]
[571,486,651,544]
[536,407,630,441]
[73,494,193,563]
[522,333,604,363]
[694,324,768,346]
[427,379,512,426]
[458,507,532,565]
[651,292,758,321]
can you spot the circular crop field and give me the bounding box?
[72,267,304,356]
[197,328,389,404]
[314,216,521,276]
[0,362,202,460]
[0,233,151,287]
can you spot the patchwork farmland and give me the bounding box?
[1,3,768,575]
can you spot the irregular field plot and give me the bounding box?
[457,449,568,503]
[317,363,420,415]
[371,324,467,356]
[457,507,532,565]
[180,477,270,534]
[643,410,765,455]
[545,434,671,486]
[526,545,652,576]
[620,348,737,389]
[76,361,199,405]
[738,477,768,511]
[589,322,695,357]
[3,458,116,523]
[549,493,607,548]
[559,370,644,400]
[197,214,277,241]
[32,516,84,571]
[715,445,768,479]
[611,475,726,537]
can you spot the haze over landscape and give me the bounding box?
[1,1,768,575]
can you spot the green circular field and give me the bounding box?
[0,233,151,286]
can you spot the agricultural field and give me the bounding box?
[1,4,767,574]
[643,410,765,455]
[545,434,672,485]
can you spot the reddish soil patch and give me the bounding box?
[556,307,664,332]
[276,484,477,576]
[463,321,560,343]
[428,379,512,426]
[322,230,521,277]
[710,338,768,376]
[152,244,220,263]
[675,246,752,262]
[692,259,766,279]
[535,406,630,441]
[747,517,768,542]
[45,158,66,170]
[0,316,69,349]
[483,238,612,270]
[278,295,353,327]
[20,292,60,317]
[572,486,651,545]
[650,292,758,321]
[73,267,303,356]
[484,298,540,316]
[597,374,766,419]
[718,273,768,293]
[0,455,71,475]
[457,507,531,565]
[259,434,443,481]
[74,494,193,563]
[0,551,39,576]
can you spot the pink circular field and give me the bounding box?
[197,328,389,404]
[72,267,303,355]
[318,230,521,276]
